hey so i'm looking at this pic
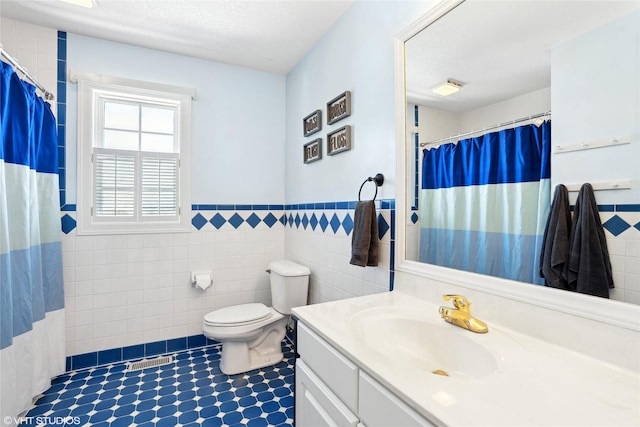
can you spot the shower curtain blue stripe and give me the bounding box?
[0,244,64,348]
[1,60,66,422]
[420,122,551,284]
[423,122,550,189]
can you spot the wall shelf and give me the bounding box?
[563,180,632,192]
[553,135,631,154]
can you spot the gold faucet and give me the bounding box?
[438,295,488,334]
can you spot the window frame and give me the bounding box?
[77,76,192,235]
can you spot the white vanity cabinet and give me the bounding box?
[296,322,435,427]
[358,371,435,427]
[296,359,359,426]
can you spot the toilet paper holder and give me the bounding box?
[191,271,212,290]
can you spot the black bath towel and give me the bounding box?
[565,183,614,298]
[350,200,379,267]
[540,184,571,290]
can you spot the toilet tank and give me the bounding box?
[268,260,310,315]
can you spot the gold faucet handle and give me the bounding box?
[442,294,470,310]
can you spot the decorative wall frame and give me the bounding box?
[303,110,322,137]
[326,91,351,125]
[304,138,322,164]
[327,126,351,156]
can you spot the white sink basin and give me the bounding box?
[349,306,529,379]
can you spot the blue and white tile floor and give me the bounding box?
[21,341,294,426]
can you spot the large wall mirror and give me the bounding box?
[397,0,640,314]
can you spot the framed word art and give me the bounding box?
[327,91,351,125]
[304,138,322,164]
[327,126,351,156]
[303,110,322,137]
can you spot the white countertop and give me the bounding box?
[292,291,640,427]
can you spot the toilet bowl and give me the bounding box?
[203,303,287,375]
[202,260,310,375]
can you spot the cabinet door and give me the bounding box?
[359,371,436,427]
[297,322,359,412]
[296,359,359,427]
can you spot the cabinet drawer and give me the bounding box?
[296,360,359,427]
[297,322,359,412]
[359,371,435,427]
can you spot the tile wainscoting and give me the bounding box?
[61,201,395,361]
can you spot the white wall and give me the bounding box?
[551,10,640,304]
[66,34,286,204]
[284,1,438,303]
[285,1,438,204]
[551,10,640,206]
[0,18,57,113]
[416,87,551,148]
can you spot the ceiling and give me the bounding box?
[0,0,353,75]
[405,0,639,113]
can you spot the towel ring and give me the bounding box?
[358,173,384,201]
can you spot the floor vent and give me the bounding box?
[127,355,173,372]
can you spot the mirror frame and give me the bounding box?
[393,0,639,331]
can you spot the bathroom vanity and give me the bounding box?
[296,320,434,427]
[292,291,640,426]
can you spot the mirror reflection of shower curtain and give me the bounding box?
[0,60,65,420]
[419,121,551,284]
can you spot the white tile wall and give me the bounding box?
[62,214,284,356]
[0,18,57,115]
[604,211,640,305]
[285,207,392,304]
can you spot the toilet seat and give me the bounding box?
[204,303,272,327]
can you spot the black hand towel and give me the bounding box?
[566,183,614,298]
[350,200,379,267]
[539,184,571,289]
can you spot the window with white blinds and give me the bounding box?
[93,150,135,218]
[77,77,192,234]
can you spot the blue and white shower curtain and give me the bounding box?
[1,60,65,421]
[420,121,551,284]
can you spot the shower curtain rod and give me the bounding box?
[0,44,55,101]
[420,111,550,147]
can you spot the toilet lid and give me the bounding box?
[204,303,272,326]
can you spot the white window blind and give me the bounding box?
[141,154,179,216]
[93,150,135,218]
[76,76,192,235]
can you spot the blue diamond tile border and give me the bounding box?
[319,214,329,232]
[61,214,76,234]
[246,213,261,228]
[192,213,208,230]
[67,199,640,247]
[209,213,226,229]
[377,214,390,240]
[342,213,354,235]
[329,214,341,234]
[263,212,277,228]
[603,215,631,237]
[228,213,245,229]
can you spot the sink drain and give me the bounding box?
[432,369,449,376]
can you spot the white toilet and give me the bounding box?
[202,260,310,375]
